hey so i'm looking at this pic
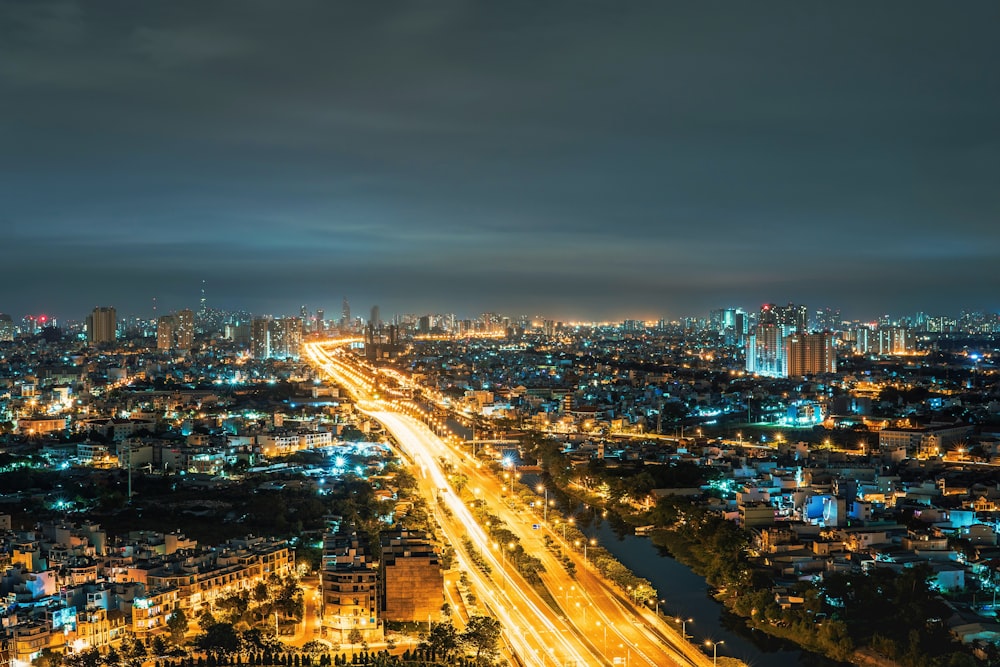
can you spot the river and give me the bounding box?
[589,515,848,667]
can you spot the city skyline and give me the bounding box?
[2,2,999,319]
[4,294,1000,329]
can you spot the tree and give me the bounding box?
[422,621,460,658]
[151,635,169,657]
[33,649,63,667]
[348,628,364,646]
[168,608,189,644]
[199,608,218,630]
[120,635,149,667]
[103,645,121,667]
[64,648,103,667]
[461,616,501,662]
[196,622,242,656]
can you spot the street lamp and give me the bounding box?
[676,616,692,639]
[618,643,631,667]
[537,484,548,523]
[705,640,724,666]
[577,537,596,561]
[493,541,516,593]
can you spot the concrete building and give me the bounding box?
[87,306,117,345]
[784,332,836,377]
[320,526,381,643]
[250,318,271,360]
[746,322,784,377]
[379,529,443,622]
[175,309,194,349]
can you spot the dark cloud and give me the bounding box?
[1,0,998,321]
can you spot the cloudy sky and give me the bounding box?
[2,1,998,322]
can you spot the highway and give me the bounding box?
[304,339,716,667]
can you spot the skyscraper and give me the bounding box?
[746,322,784,377]
[250,318,271,360]
[176,309,195,349]
[87,306,117,345]
[270,317,303,359]
[370,305,380,328]
[156,315,175,351]
[776,302,808,333]
[341,297,351,330]
[784,332,836,377]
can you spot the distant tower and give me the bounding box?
[341,297,351,330]
[87,306,117,345]
[199,280,207,318]
[316,309,325,333]
[370,305,381,328]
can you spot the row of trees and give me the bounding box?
[420,617,502,664]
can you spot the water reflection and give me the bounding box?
[587,512,847,667]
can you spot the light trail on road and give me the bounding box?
[304,339,713,667]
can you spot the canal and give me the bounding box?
[589,515,848,667]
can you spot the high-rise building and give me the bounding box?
[775,302,808,333]
[0,314,14,342]
[877,327,915,355]
[270,317,303,359]
[87,306,117,345]
[316,309,325,333]
[176,309,194,349]
[369,305,380,328]
[250,318,271,359]
[156,315,176,351]
[746,322,784,377]
[225,322,251,346]
[341,297,351,330]
[784,332,836,377]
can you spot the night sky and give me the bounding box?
[2,1,998,322]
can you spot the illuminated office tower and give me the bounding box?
[784,332,836,377]
[87,306,117,345]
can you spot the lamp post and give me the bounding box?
[537,484,548,523]
[494,541,515,593]
[676,616,692,639]
[618,643,631,667]
[705,640,724,666]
